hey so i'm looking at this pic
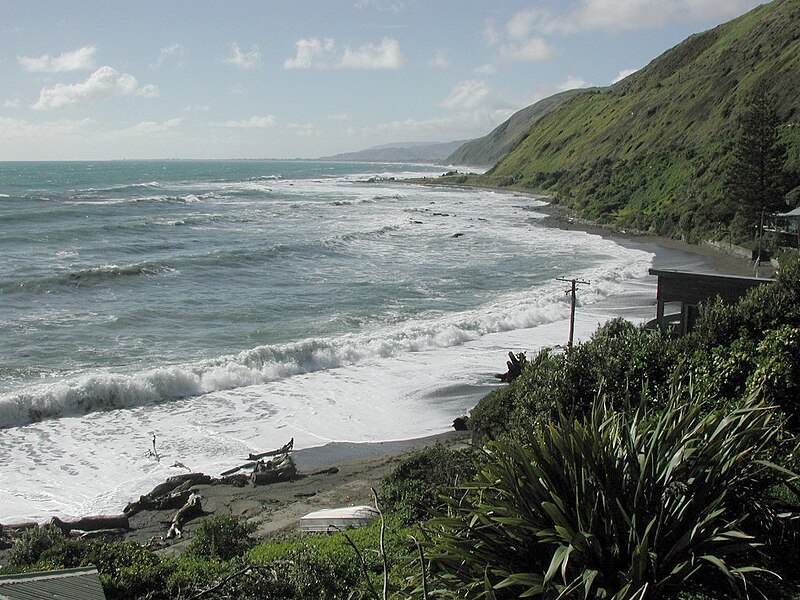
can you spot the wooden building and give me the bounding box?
[648,269,772,335]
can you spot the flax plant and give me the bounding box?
[416,391,796,599]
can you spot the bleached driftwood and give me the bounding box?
[166,492,203,539]
[247,438,293,461]
[124,473,211,516]
[220,439,294,476]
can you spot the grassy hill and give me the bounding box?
[471,0,800,241]
[445,88,591,167]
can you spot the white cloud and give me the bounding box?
[283,38,336,69]
[152,43,186,69]
[18,46,96,73]
[429,50,451,69]
[498,37,555,62]
[441,80,492,111]
[137,84,159,98]
[475,64,497,75]
[556,75,591,91]
[3,99,21,108]
[528,0,763,34]
[611,68,639,84]
[33,66,158,110]
[328,113,352,121]
[284,37,405,70]
[506,8,547,40]
[486,12,555,63]
[185,104,211,112]
[339,38,405,69]
[123,118,184,134]
[225,44,261,69]
[218,116,277,128]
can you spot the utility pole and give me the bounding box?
[556,277,590,351]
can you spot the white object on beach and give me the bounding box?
[299,506,379,532]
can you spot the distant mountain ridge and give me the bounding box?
[319,140,466,163]
[445,88,594,167]
[455,0,800,241]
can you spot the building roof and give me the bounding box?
[648,268,772,305]
[0,567,106,600]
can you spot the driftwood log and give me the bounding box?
[494,351,526,383]
[220,439,295,476]
[166,492,203,539]
[251,454,297,486]
[124,473,211,516]
[51,514,129,535]
[248,438,293,461]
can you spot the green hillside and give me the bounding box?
[475,0,800,241]
[445,88,591,167]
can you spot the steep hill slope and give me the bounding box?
[445,88,592,167]
[477,0,800,241]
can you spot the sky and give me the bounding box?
[0,0,768,161]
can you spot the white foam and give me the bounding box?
[0,257,657,523]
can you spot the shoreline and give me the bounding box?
[0,184,770,550]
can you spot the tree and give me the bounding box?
[726,89,790,238]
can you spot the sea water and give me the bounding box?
[1,160,659,522]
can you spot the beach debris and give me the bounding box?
[51,514,130,535]
[452,415,470,431]
[147,432,161,462]
[251,453,297,486]
[124,473,211,517]
[172,461,191,470]
[494,351,526,383]
[308,466,339,476]
[166,492,203,539]
[247,438,294,461]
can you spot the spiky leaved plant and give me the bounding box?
[414,390,797,599]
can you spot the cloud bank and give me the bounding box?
[33,66,158,110]
[284,37,405,70]
[18,46,97,73]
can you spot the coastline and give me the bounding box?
[532,200,768,278]
[0,186,768,552]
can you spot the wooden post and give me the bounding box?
[556,277,589,351]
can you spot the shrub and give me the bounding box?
[187,515,257,561]
[380,444,479,524]
[418,392,798,599]
[4,525,66,568]
[87,541,170,600]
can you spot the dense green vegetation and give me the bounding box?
[445,0,800,242]
[3,253,798,599]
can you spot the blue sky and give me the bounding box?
[1,0,767,160]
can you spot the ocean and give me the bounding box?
[0,159,660,522]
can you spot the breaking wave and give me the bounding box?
[0,285,578,428]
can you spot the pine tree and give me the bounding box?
[726,90,789,237]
